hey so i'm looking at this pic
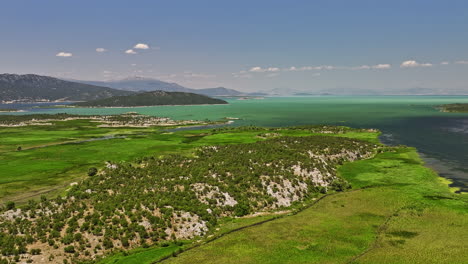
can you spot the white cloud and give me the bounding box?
[352,65,371,70]
[183,72,216,79]
[56,52,72,57]
[125,49,137,54]
[96,48,107,53]
[249,66,280,73]
[455,60,468,65]
[319,65,336,70]
[249,66,264,72]
[245,63,390,74]
[290,65,336,71]
[288,64,390,71]
[134,43,149,49]
[441,61,450,65]
[400,60,433,68]
[372,64,391,69]
[349,64,391,70]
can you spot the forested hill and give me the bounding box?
[0,74,133,102]
[72,90,228,107]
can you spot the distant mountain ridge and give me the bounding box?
[78,77,246,96]
[72,90,228,107]
[0,74,133,102]
[260,87,468,96]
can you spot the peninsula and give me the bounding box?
[72,91,228,107]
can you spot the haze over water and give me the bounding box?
[4,95,468,192]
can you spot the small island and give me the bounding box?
[437,103,468,113]
[72,90,228,107]
[0,108,20,113]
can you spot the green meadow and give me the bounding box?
[0,120,370,203]
[97,244,182,264]
[0,120,188,202]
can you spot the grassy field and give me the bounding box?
[161,147,467,264]
[97,244,182,264]
[0,121,373,203]
[0,120,189,202]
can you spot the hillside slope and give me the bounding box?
[72,90,228,107]
[0,74,133,102]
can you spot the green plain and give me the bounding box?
[0,121,356,202]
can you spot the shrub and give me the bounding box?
[30,248,41,255]
[64,246,75,253]
[87,167,98,176]
[5,201,15,211]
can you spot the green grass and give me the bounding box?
[161,147,467,264]
[97,245,181,264]
[0,122,370,203]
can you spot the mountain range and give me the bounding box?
[0,74,133,102]
[78,77,246,96]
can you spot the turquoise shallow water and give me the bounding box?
[10,96,468,125]
[3,96,468,191]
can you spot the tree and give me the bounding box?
[17,146,22,151]
[30,249,41,255]
[121,237,129,248]
[233,202,250,217]
[64,246,75,253]
[5,201,15,211]
[87,167,98,177]
[103,237,113,249]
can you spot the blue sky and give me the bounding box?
[1,0,467,92]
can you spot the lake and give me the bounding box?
[3,96,468,192]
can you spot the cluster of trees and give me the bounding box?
[0,130,378,263]
[439,103,468,113]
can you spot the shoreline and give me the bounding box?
[35,103,229,109]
